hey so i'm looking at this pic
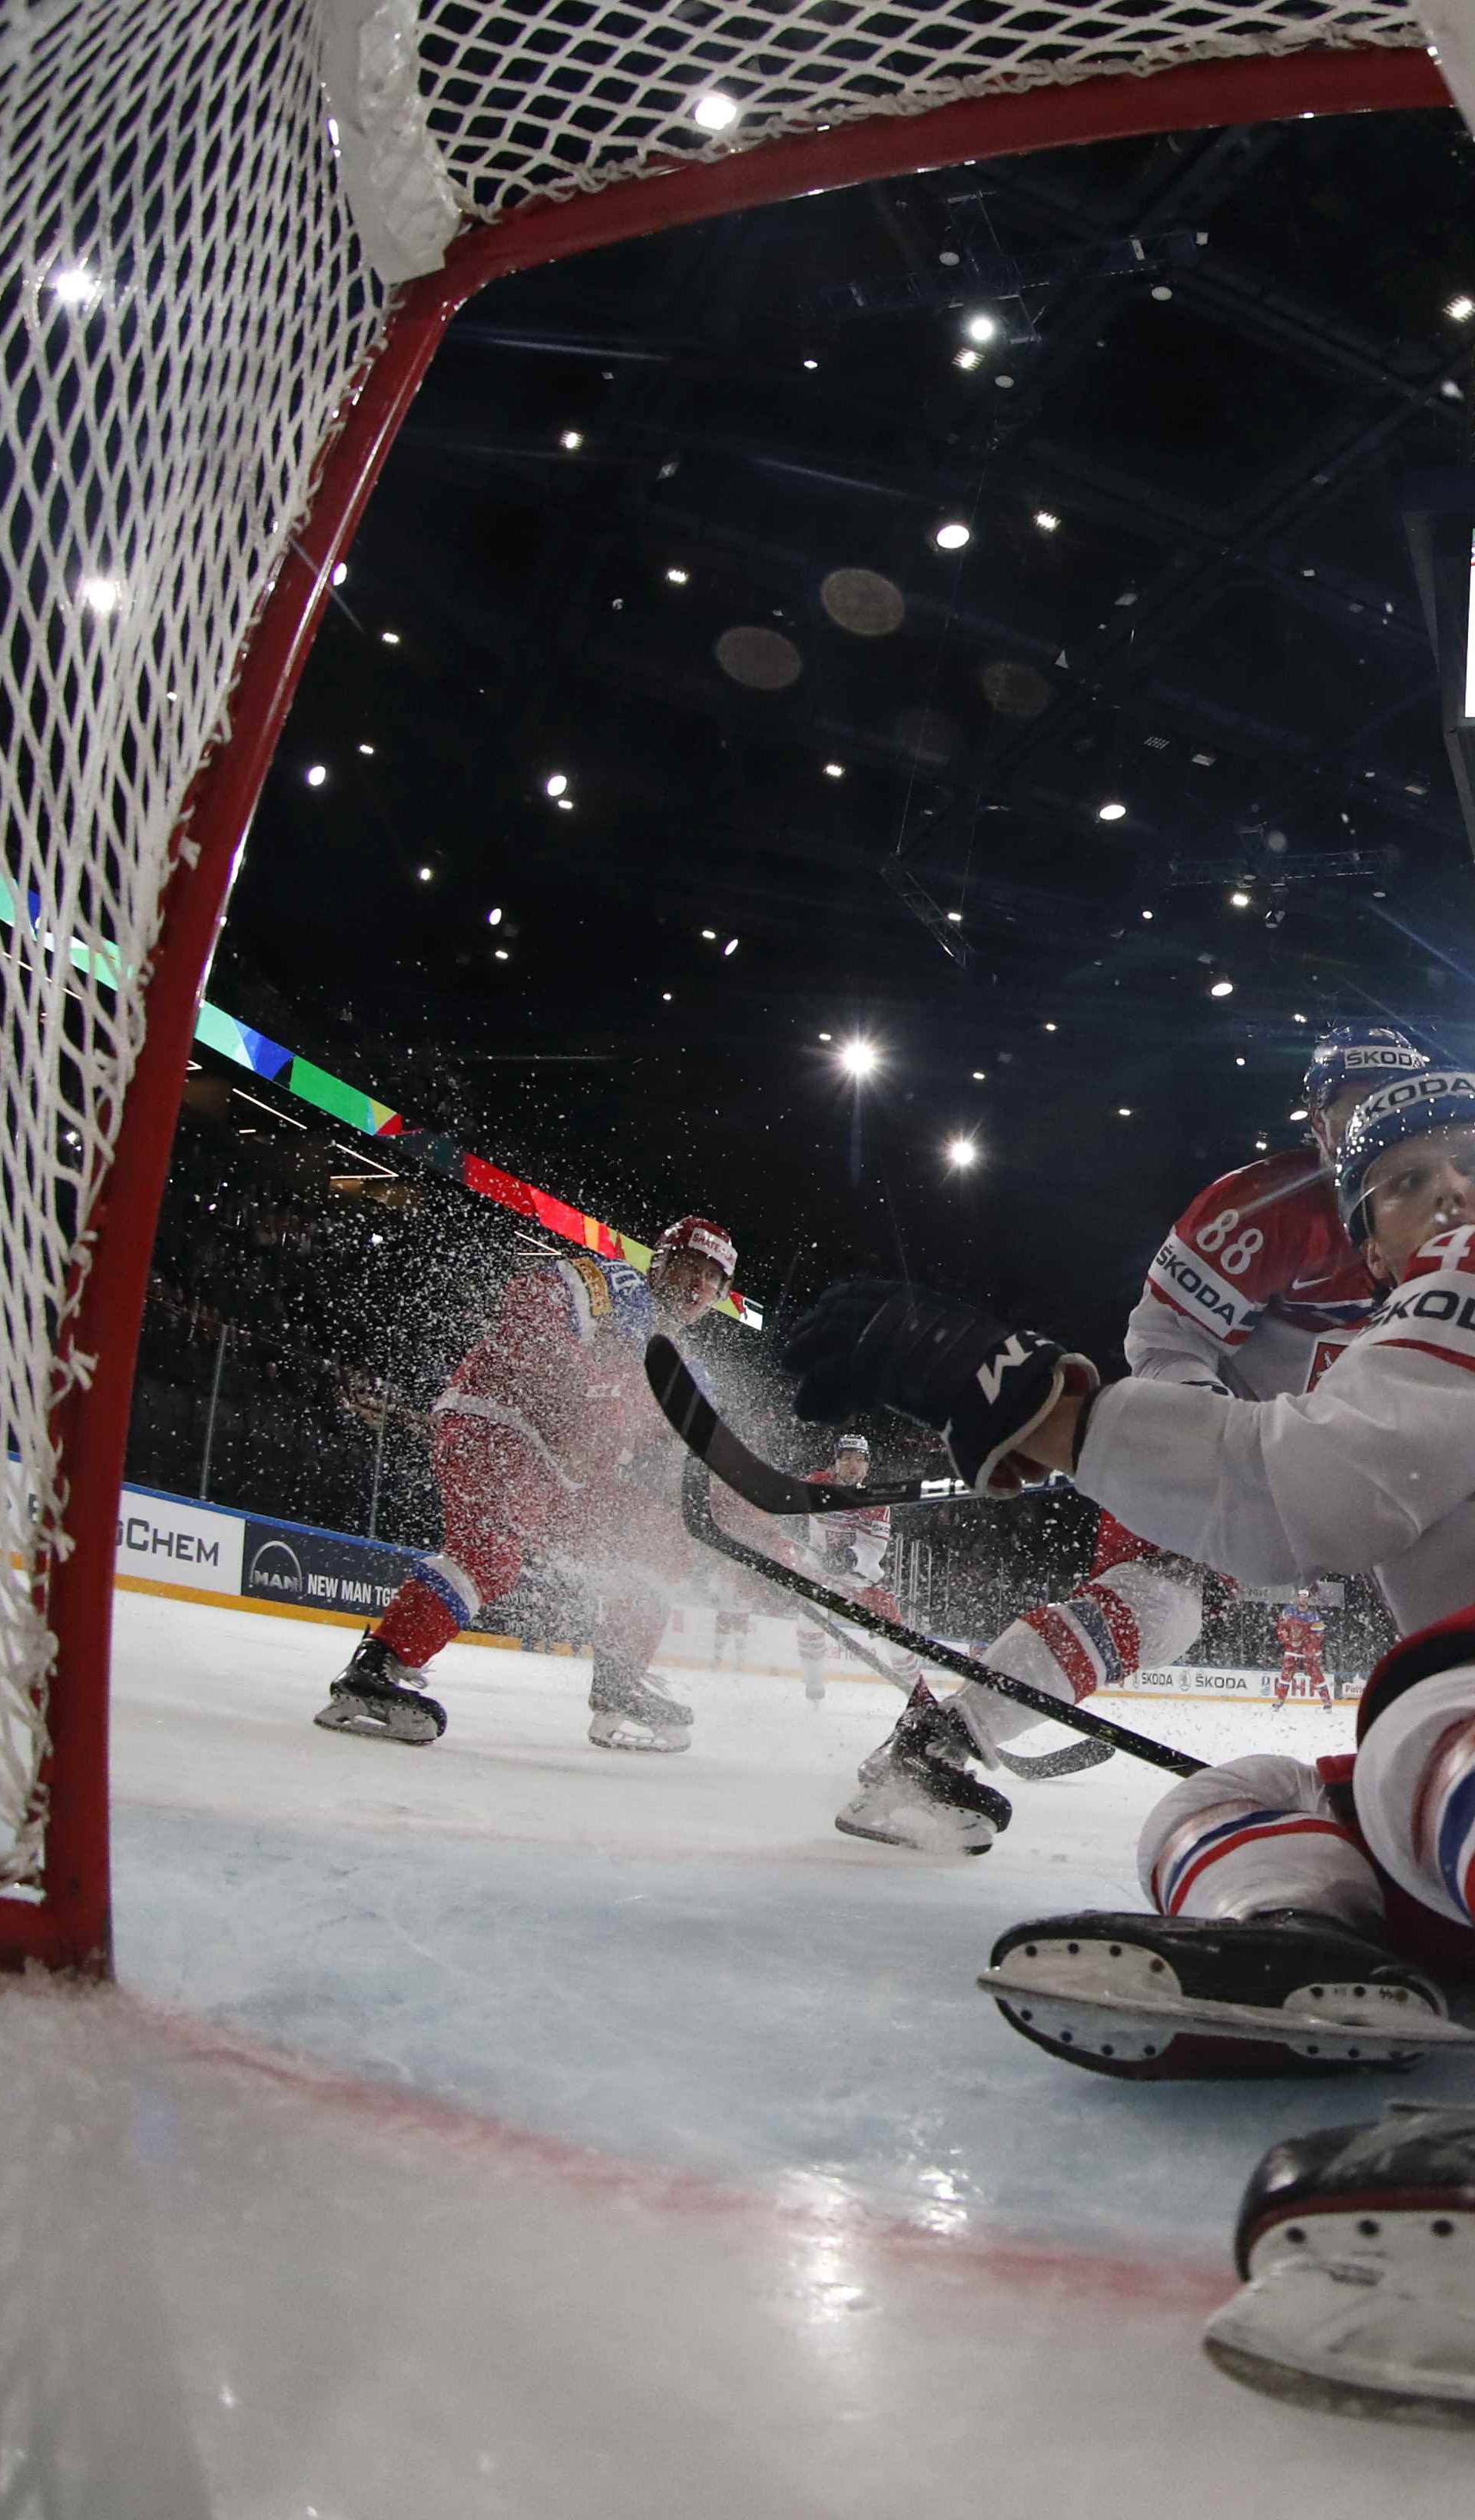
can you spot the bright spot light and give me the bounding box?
[840,1040,879,1079]
[418,866,433,882]
[357,742,375,756]
[819,1032,833,1042]
[723,937,739,957]
[693,88,739,130]
[1142,907,1154,920]
[934,520,971,551]
[1255,1137,1268,1152]
[662,991,672,1001]
[1447,293,1474,323]
[1043,1020,1057,1032]
[545,773,568,797]
[964,312,997,343]
[81,576,123,615]
[972,1069,986,1081]
[556,797,574,811]
[954,348,981,371]
[559,429,584,450]
[380,629,400,645]
[305,764,327,788]
[487,907,502,926]
[1235,1056,1247,1067]
[494,947,509,960]
[1034,509,1060,533]
[1293,1010,1308,1023]
[1211,979,1235,997]
[701,927,717,940]
[1097,800,1127,822]
[52,266,98,306]
[666,566,688,584]
[803,357,819,370]
[1117,1107,1132,1118]
[824,761,845,779]
[1230,890,1251,907]
[330,562,348,586]
[946,1136,978,1168]
[1289,1105,1308,1121]
[946,910,963,923]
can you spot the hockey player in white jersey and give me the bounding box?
[837,1023,1427,1851]
[790,1434,922,1707]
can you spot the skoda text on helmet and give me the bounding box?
[1336,1070,1475,1246]
[651,1215,737,1291]
[1304,1023,1427,1115]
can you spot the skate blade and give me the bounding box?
[313,1695,443,1746]
[1205,2260,1475,2428]
[835,1805,995,1857]
[979,1960,1475,2068]
[587,1712,691,1752]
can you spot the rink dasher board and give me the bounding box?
[1101,1666,1364,1703]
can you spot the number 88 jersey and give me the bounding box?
[1123,1146,1379,1401]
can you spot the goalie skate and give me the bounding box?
[588,1656,692,1752]
[313,1634,447,1746]
[1204,2103,1475,2426]
[979,1912,1468,2080]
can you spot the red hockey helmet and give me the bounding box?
[651,1215,737,1292]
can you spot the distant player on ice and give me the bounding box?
[313,1215,738,1754]
[1272,1590,1332,1713]
[789,1432,921,1706]
[840,1022,1426,1849]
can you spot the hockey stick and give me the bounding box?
[646,1336,968,1515]
[794,1597,1113,1780]
[681,1455,1203,1779]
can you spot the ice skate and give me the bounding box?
[837,1689,1011,1855]
[588,1653,692,1752]
[1205,2101,1475,2423]
[981,1910,1463,2080]
[313,1633,447,1746]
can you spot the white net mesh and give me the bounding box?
[0,0,1426,1910]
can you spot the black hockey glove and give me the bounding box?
[781,1278,1098,1499]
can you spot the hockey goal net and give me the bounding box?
[0,0,1446,1971]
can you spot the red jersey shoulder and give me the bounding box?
[1172,1150,1368,1308]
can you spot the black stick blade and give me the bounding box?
[645,1335,965,1516]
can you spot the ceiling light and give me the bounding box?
[802,357,819,370]
[1192,751,1215,767]
[824,761,845,779]
[51,266,99,306]
[1097,800,1127,822]
[819,1032,833,1042]
[840,1040,879,1078]
[701,927,717,940]
[1034,509,1060,533]
[661,991,672,1002]
[934,521,971,551]
[330,562,348,586]
[418,866,433,882]
[1141,907,1154,920]
[380,629,400,645]
[1117,1107,1132,1118]
[946,910,963,923]
[357,742,374,756]
[1255,1137,1268,1152]
[1235,1056,1246,1067]
[723,937,739,956]
[556,797,574,811]
[972,1069,986,1082]
[487,907,502,926]
[1447,293,1474,322]
[545,773,568,797]
[1151,284,1173,302]
[559,429,584,450]
[946,1136,979,1167]
[963,312,997,343]
[1229,890,1251,907]
[494,947,509,961]
[1293,1011,1308,1023]
[1289,1105,1308,1121]
[954,348,981,371]
[1043,1020,1057,1032]
[305,763,327,788]
[693,89,739,130]
[665,566,688,585]
[1210,978,1235,997]
[80,576,123,615]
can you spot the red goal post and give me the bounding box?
[0,0,1448,1974]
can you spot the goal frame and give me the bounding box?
[12,36,1447,1975]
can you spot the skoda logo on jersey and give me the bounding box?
[249,1537,303,1599]
[1155,1245,1240,1330]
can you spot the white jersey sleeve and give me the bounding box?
[1076,1235,1475,1595]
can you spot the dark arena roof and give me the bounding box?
[214,99,1475,1358]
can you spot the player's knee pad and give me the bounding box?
[1354,1615,1475,1926]
[1089,1556,1203,1670]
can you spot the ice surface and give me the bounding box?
[6,1588,1473,2514]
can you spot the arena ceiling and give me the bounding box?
[216,97,1475,1357]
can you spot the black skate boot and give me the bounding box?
[1205,2100,1475,2422]
[313,1633,447,1746]
[982,1909,1457,2081]
[837,1689,1011,1856]
[588,1652,692,1752]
